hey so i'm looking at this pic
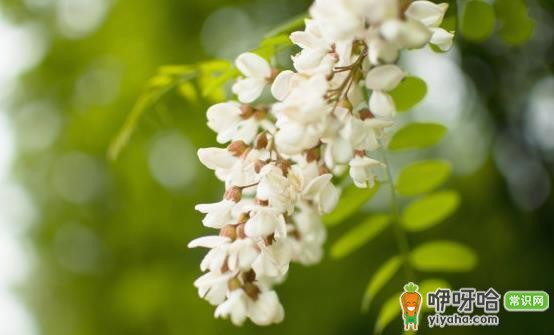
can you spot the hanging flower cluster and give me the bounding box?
[189,0,453,326]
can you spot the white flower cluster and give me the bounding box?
[189,0,452,326]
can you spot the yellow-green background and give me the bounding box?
[0,0,552,334]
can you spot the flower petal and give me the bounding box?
[235,52,271,79]
[188,236,230,248]
[405,1,448,27]
[271,70,295,101]
[369,91,396,118]
[430,27,454,51]
[232,77,266,103]
[365,65,405,92]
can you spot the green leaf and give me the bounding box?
[388,123,447,151]
[374,292,402,335]
[401,190,460,232]
[330,214,390,259]
[264,13,308,38]
[389,76,427,112]
[419,279,451,313]
[495,0,534,46]
[410,241,478,272]
[361,256,403,312]
[460,0,496,42]
[396,160,452,196]
[323,183,380,226]
[108,70,196,160]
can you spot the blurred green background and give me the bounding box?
[0,0,552,334]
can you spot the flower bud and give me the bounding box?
[240,104,254,119]
[255,132,269,149]
[359,108,374,120]
[353,149,365,157]
[237,212,249,224]
[236,223,247,239]
[242,269,256,283]
[224,186,242,202]
[319,164,330,175]
[256,198,269,206]
[228,278,241,291]
[276,160,291,176]
[306,146,321,163]
[244,282,261,300]
[227,140,249,156]
[254,159,267,173]
[253,106,268,120]
[220,224,237,240]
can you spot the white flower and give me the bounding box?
[309,0,365,41]
[342,116,393,151]
[195,200,235,228]
[207,102,261,144]
[245,206,287,238]
[232,53,272,103]
[256,164,297,214]
[405,1,454,51]
[430,27,454,51]
[227,238,259,271]
[367,37,399,65]
[405,1,448,27]
[349,156,383,188]
[369,91,396,119]
[380,19,432,49]
[252,239,292,279]
[274,74,330,124]
[194,271,235,305]
[289,204,327,265]
[215,289,249,325]
[303,174,340,213]
[274,120,327,155]
[188,235,230,249]
[197,147,237,182]
[290,19,334,73]
[271,70,300,101]
[323,135,353,168]
[247,290,285,326]
[365,65,405,92]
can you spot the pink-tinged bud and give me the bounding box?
[359,108,375,120]
[240,104,254,119]
[256,198,269,206]
[306,146,321,163]
[254,159,267,173]
[277,160,291,176]
[237,212,250,225]
[220,224,237,240]
[227,140,248,156]
[354,149,366,157]
[255,132,269,149]
[228,277,241,291]
[253,106,268,120]
[224,186,242,202]
[244,282,261,300]
[236,223,247,239]
[242,269,256,283]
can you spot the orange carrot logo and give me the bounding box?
[400,282,422,331]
